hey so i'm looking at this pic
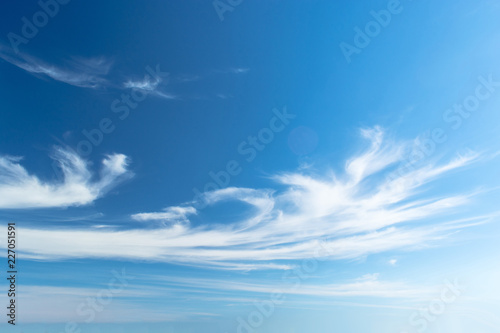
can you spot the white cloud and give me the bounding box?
[124,73,177,100]
[132,206,196,223]
[0,45,112,88]
[124,76,161,91]
[13,128,490,269]
[0,148,132,209]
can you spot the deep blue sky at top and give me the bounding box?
[1,0,500,222]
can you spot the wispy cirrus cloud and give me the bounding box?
[15,127,492,270]
[142,272,434,299]
[0,42,246,101]
[132,206,196,223]
[0,44,175,97]
[16,273,438,323]
[0,148,132,209]
[123,74,177,100]
[0,44,112,88]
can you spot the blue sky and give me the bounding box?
[1,0,500,332]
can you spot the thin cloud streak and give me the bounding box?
[143,273,435,299]
[0,45,112,88]
[124,74,178,100]
[132,206,197,223]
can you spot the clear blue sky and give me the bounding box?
[1,0,500,332]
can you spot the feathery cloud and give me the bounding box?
[0,148,132,209]
[14,128,489,270]
[0,45,112,88]
[124,74,177,100]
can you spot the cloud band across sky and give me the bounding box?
[10,127,491,271]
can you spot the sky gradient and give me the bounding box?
[1,0,500,332]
